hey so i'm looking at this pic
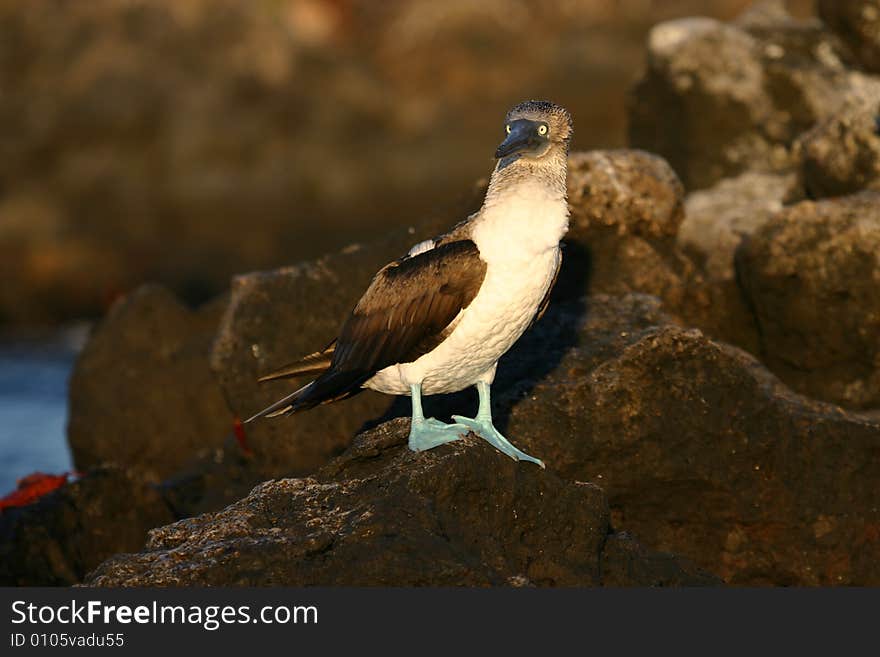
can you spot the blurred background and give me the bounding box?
[0,0,813,491]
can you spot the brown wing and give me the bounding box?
[331,239,486,377]
[245,239,486,422]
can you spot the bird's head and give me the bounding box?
[494,100,573,168]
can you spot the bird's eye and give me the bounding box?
[538,124,548,136]
[506,124,511,134]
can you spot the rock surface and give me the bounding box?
[797,94,880,199]
[81,292,880,586]
[67,285,233,482]
[564,150,701,315]
[629,5,880,190]
[0,0,743,325]
[681,171,796,282]
[819,0,880,73]
[18,5,880,588]
[629,16,777,190]
[501,312,880,585]
[736,192,880,409]
[0,468,173,586]
[85,418,717,587]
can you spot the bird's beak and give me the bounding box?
[495,121,539,159]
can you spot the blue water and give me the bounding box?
[0,330,84,495]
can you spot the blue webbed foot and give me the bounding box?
[408,417,468,452]
[451,414,545,468]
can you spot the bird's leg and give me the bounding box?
[407,383,468,452]
[453,381,545,468]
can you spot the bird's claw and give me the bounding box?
[451,415,545,468]
[408,417,468,452]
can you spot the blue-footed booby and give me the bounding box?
[246,100,573,467]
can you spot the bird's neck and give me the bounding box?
[483,148,568,206]
[472,150,569,263]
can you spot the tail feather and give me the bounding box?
[257,347,334,383]
[245,368,369,424]
[244,381,316,423]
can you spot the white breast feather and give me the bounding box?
[365,183,568,396]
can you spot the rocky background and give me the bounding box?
[1,0,793,326]
[3,0,880,587]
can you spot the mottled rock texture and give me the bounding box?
[502,313,880,585]
[564,150,701,315]
[78,292,880,587]
[85,419,718,587]
[629,5,880,190]
[797,94,880,198]
[0,0,748,325]
[819,0,880,73]
[736,192,880,409]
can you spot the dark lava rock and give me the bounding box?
[820,0,880,74]
[0,467,173,586]
[678,171,799,353]
[565,150,696,308]
[85,418,718,587]
[563,149,764,352]
[797,95,880,198]
[682,171,796,282]
[600,532,719,587]
[498,317,880,585]
[629,8,878,190]
[628,17,780,190]
[68,285,233,482]
[735,192,880,409]
[85,291,880,586]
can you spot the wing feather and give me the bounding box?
[330,239,486,378]
[247,238,486,420]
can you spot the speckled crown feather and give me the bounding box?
[505,100,573,141]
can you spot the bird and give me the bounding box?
[246,100,573,468]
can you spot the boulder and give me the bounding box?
[83,292,880,586]
[629,7,879,190]
[628,17,779,190]
[678,171,798,352]
[0,467,173,586]
[819,0,880,74]
[498,316,880,585]
[563,149,767,351]
[67,285,233,482]
[563,150,706,316]
[681,171,796,282]
[735,192,880,409]
[85,418,718,587]
[797,95,880,198]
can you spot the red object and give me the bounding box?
[232,417,254,456]
[0,472,71,512]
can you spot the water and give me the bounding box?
[0,328,86,495]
